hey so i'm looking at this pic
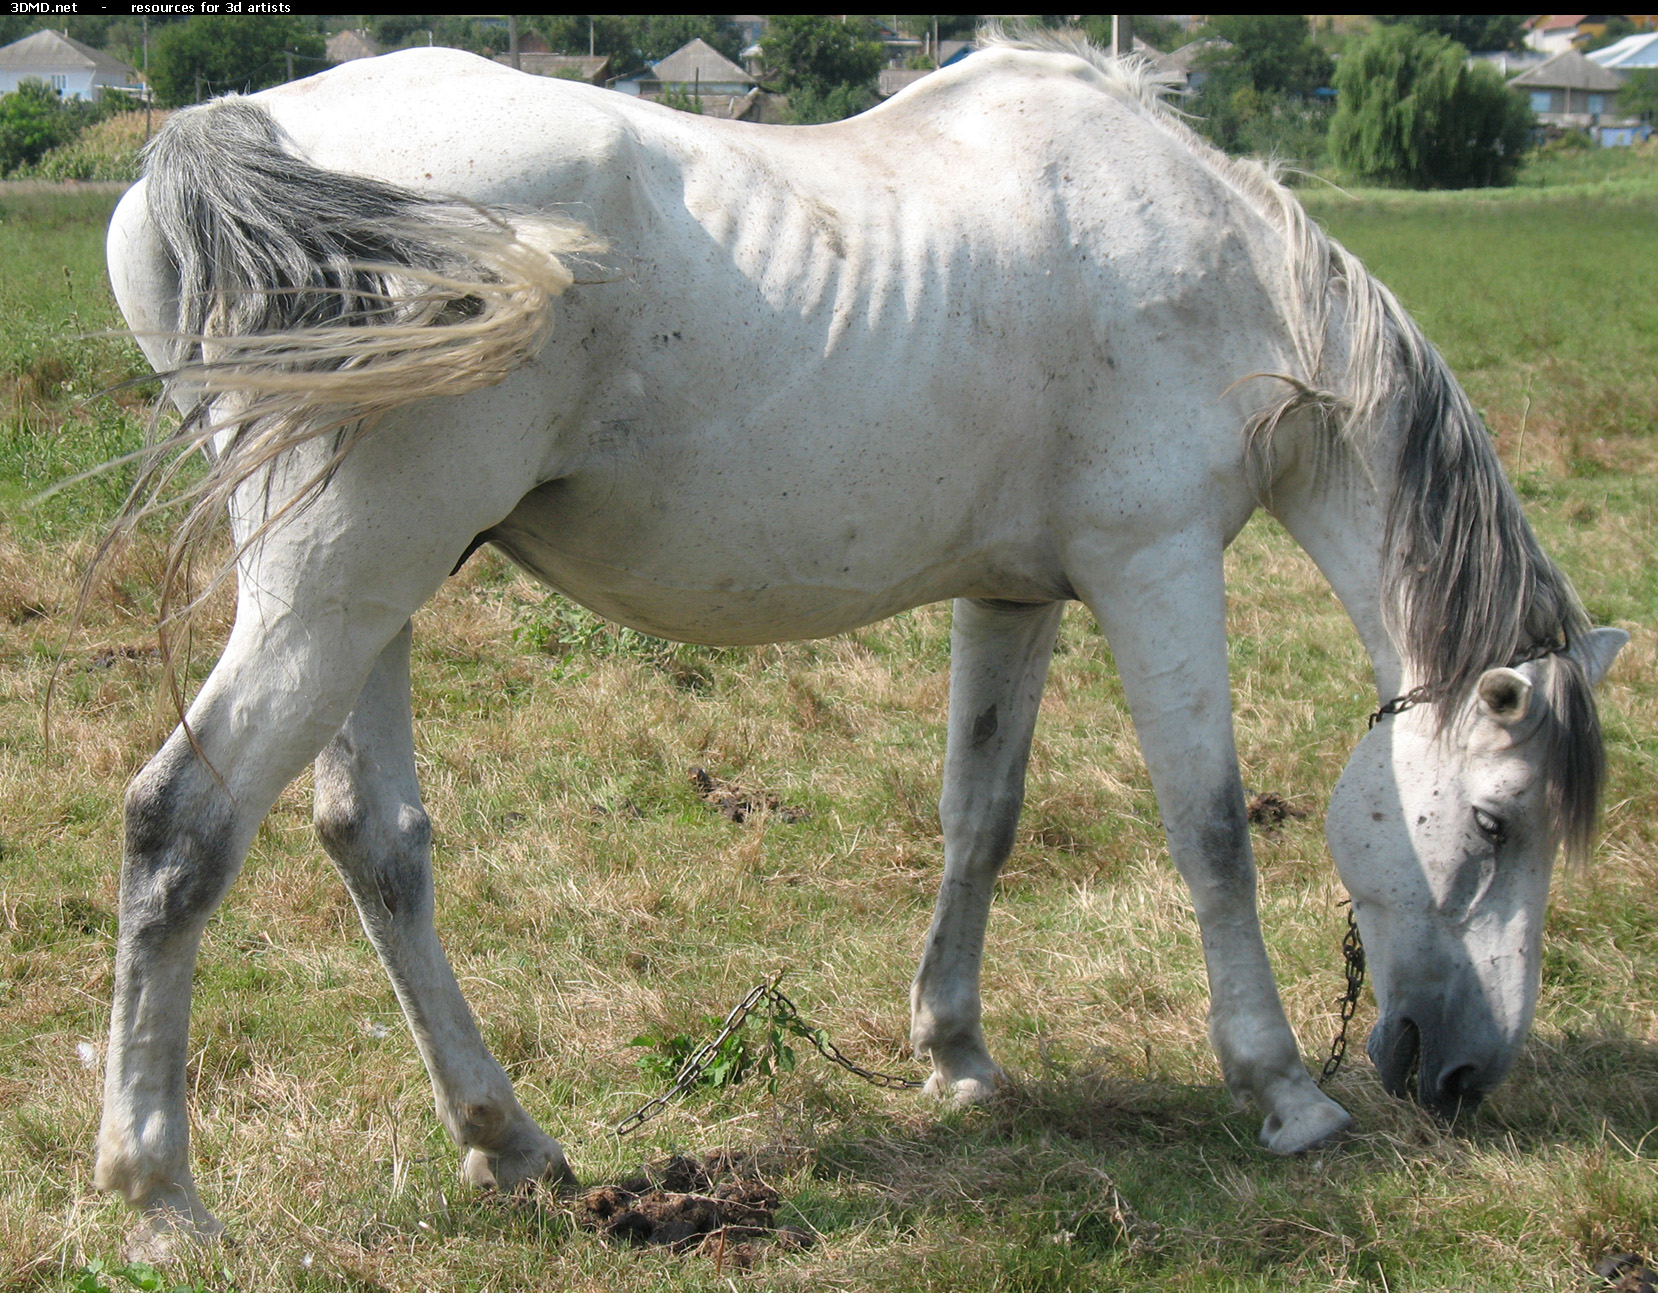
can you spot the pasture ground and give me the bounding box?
[0,149,1654,1291]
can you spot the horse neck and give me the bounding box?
[1261,415,1405,706]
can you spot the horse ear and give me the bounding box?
[1477,667,1532,724]
[1568,626,1630,688]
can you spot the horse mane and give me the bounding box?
[983,29,1603,859]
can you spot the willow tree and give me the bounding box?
[1331,24,1533,188]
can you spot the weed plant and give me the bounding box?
[0,164,1653,1291]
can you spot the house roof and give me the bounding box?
[1590,30,1658,67]
[0,28,135,78]
[1131,38,1182,80]
[1509,48,1625,91]
[1168,37,1232,71]
[496,52,610,82]
[1526,14,1591,33]
[651,38,752,86]
[326,30,381,64]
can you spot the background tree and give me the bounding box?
[1619,68,1658,121]
[1071,14,1187,54]
[148,14,324,106]
[1197,15,1331,97]
[1377,15,1529,53]
[630,16,742,65]
[1187,15,1333,162]
[760,14,883,123]
[1330,23,1533,189]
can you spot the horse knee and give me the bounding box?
[120,748,239,938]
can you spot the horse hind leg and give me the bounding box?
[313,623,574,1192]
[94,600,424,1258]
[911,597,1064,1102]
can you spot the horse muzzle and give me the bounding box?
[1367,1012,1502,1121]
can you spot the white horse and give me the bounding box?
[98,36,1625,1254]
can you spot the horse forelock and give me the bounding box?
[1536,651,1606,865]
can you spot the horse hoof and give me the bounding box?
[124,1208,225,1265]
[923,1067,1005,1107]
[1258,1093,1353,1155]
[462,1135,577,1193]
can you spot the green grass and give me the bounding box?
[0,161,1655,1292]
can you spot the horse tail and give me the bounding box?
[87,94,589,721]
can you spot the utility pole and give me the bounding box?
[508,14,520,70]
[284,49,294,81]
[194,70,202,103]
[1112,15,1134,60]
[142,17,151,142]
[589,17,595,58]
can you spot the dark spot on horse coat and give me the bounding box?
[1197,785,1251,885]
[122,743,238,937]
[970,704,999,748]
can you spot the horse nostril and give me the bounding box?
[1425,1063,1486,1121]
[1369,1017,1421,1099]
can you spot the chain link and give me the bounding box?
[1318,905,1367,1087]
[616,973,922,1136]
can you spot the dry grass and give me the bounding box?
[0,170,1655,1291]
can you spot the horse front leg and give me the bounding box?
[1073,532,1352,1154]
[911,598,1064,1102]
[313,622,574,1192]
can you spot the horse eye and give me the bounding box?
[1472,807,1506,843]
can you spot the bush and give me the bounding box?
[1187,15,1333,160]
[1330,23,1533,188]
[12,109,158,181]
[785,82,878,125]
[0,80,73,175]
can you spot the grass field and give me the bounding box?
[0,142,1655,1292]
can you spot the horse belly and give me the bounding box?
[488,457,1066,646]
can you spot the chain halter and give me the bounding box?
[1365,636,1570,730]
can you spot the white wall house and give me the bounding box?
[0,29,141,102]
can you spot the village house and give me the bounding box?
[326,30,382,66]
[0,29,141,102]
[495,52,611,86]
[1509,47,1651,143]
[1589,28,1658,67]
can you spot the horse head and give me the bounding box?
[1326,627,1626,1118]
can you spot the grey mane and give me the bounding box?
[985,29,1605,859]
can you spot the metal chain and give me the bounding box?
[1368,638,1570,729]
[1318,905,1367,1086]
[615,973,922,1136]
[768,982,927,1091]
